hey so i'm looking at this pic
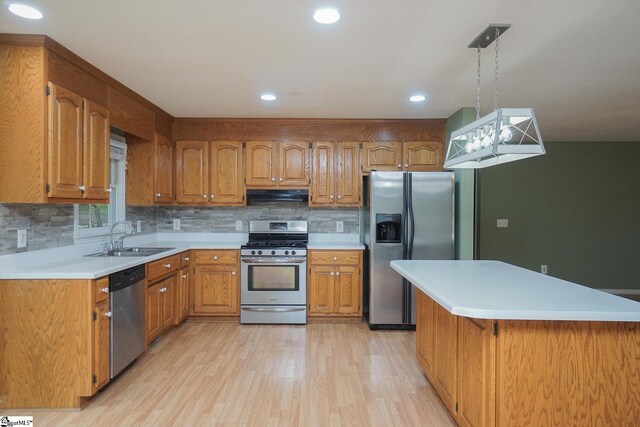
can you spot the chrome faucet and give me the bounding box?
[108,221,136,252]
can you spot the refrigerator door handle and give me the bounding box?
[407,173,415,260]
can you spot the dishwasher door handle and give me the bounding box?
[241,307,306,313]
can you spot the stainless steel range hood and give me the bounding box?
[246,189,309,205]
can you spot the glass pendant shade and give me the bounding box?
[444,108,545,169]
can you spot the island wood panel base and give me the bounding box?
[415,290,640,427]
[0,279,93,409]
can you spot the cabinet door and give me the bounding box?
[416,291,435,379]
[93,300,110,392]
[457,317,496,427]
[176,267,190,324]
[334,265,360,315]
[176,140,209,203]
[245,141,277,186]
[403,142,442,171]
[193,265,239,315]
[147,282,163,342]
[335,142,361,206]
[48,83,84,199]
[82,100,110,200]
[278,142,309,187]
[210,141,244,205]
[433,302,458,413]
[155,133,175,202]
[161,276,176,329]
[310,142,334,206]
[308,266,335,315]
[361,142,402,173]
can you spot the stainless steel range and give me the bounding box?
[240,220,308,324]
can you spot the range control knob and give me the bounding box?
[285,250,290,255]
[291,250,296,255]
[271,250,276,255]
[251,250,256,255]
[258,250,263,255]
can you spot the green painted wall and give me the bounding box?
[447,108,477,260]
[477,141,640,290]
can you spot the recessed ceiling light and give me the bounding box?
[409,95,426,103]
[261,94,277,101]
[313,8,340,24]
[8,3,43,20]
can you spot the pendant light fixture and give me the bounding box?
[444,24,545,169]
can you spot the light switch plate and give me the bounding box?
[497,219,509,228]
[173,218,181,231]
[236,220,243,231]
[336,221,344,233]
[17,229,27,248]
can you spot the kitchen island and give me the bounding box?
[391,260,640,427]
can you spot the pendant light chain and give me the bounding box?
[494,27,500,111]
[476,46,481,120]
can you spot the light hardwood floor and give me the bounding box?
[6,320,455,426]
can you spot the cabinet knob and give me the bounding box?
[106,188,112,193]
[330,195,334,199]
[164,263,171,268]
[203,195,208,198]
[104,311,112,318]
[213,256,218,260]
[232,271,236,275]
[156,193,161,197]
[279,178,283,182]
[333,256,338,261]
[330,272,335,276]
[101,287,109,294]
[336,272,341,276]
[397,164,402,168]
[182,274,187,279]
[404,164,409,168]
[184,257,190,261]
[210,194,215,198]
[337,195,342,199]
[271,177,276,182]
[79,185,86,191]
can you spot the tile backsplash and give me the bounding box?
[0,203,359,255]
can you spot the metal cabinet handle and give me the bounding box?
[330,195,334,199]
[232,271,236,275]
[164,263,171,268]
[333,256,338,261]
[271,177,276,182]
[336,272,341,276]
[184,257,190,261]
[337,195,342,199]
[404,164,409,168]
[156,193,161,197]
[279,178,283,182]
[106,188,112,193]
[330,272,335,276]
[182,274,187,279]
[210,194,215,198]
[203,194,208,198]
[101,287,109,293]
[213,256,218,260]
[397,164,402,168]
[104,311,112,318]
[79,185,86,191]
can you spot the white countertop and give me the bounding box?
[0,232,364,280]
[391,260,640,322]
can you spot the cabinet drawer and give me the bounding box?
[147,254,181,282]
[94,276,110,303]
[180,251,192,267]
[309,250,361,265]
[194,250,239,265]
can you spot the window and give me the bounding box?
[74,138,126,240]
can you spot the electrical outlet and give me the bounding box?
[17,229,27,248]
[236,220,243,231]
[336,221,344,233]
[173,218,181,231]
[136,220,142,233]
[541,265,548,275]
[497,219,509,228]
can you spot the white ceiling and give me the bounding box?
[1,0,639,141]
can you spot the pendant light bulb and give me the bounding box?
[500,126,513,142]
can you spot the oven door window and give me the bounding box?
[248,265,299,291]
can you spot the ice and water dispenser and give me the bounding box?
[375,213,401,243]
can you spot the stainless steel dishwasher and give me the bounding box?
[110,265,146,378]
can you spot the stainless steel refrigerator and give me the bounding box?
[363,171,454,329]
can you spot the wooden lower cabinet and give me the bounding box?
[0,277,111,408]
[175,266,191,324]
[146,275,176,343]
[307,250,362,317]
[415,290,640,427]
[192,265,239,315]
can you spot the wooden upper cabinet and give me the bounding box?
[310,141,361,207]
[154,134,175,203]
[83,100,110,200]
[48,84,84,199]
[245,141,309,188]
[278,142,310,186]
[210,141,244,205]
[362,142,403,173]
[362,141,444,173]
[176,140,208,204]
[403,141,443,171]
[245,141,277,186]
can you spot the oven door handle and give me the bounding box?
[241,257,306,264]
[241,307,306,313]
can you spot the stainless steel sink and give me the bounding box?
[85,247,175,257]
